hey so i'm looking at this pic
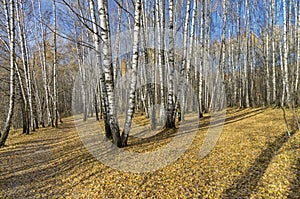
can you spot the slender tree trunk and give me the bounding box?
[15,1,30,135]
[98,0,121,147]
[31,0,44,127]
[229,20,236,106]
[16,0,35,131]
[141,1,156,130]
[89,0,111,136]
[295,1,300,104]
[205,1,212,112]
[264,0,270,106]
[221,0,227,86]
[271,0,276,104]
[186,0,198,116]
[237,1,243,108]
[251,29,256,106]
[113,5,122,85]
[174,0,191,122]
[15,1,29,134]
[121,0,142,147]
[165,0,176,128]
[38,0,52,126]
[198,0,204,118]
[280,39,285,107]
[0,0,15,147]
[15,64,29,134]
[155,0,166,125]
[283,0,291,107]
[53,0,58,127]
[241,0,249,107]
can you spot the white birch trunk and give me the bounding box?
[16,0,34,131]
[280,40,285,107]
[186,0,196,113]
[271,0,276,104]
[38,0,52,126]
[0,0,15,147]
[205,1,212,111]
[88,0,111,136]
[155,0,166,125]
[295,0,300,104]
[264,0,270,105]
[141,1,156,129]
[113,5,122,85]
[31,0,44,127]
[121,0,142,146]
[53,0,58,127]
[15,64,29,134]
[199,0,204,117]
[165,0,176,128]
[221,0,227,82]
[244,0,250,107]
[283,0,291,107]
[174,0,191,122]
[98,0,121,146]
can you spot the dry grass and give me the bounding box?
[0,108,299,198]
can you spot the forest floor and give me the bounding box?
[0,108,300,198]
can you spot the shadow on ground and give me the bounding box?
[128,108,263,149]
[288,142,300,199]
[222,131,296,199]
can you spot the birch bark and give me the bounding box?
[98,0,122,146]
[165,0,175,128]
[121,0,142,146]
[0,0,15,147]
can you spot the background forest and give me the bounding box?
[1,0,299,146]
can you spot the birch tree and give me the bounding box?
[141,1,156,130]
[221,0,227,92]
[165,0,175,128]
[271,0,276,104]
[295,0,300,104]
[38,0,53,126]
[15,1,29,134]
[186,0,197,115]
[136,3,152,118]
[0,0,15,147]
[53,0,59,127]
[31,0,44,127]
[282,0,291,107]
[121,0,142,146]
[244,0,250,108]
[88,0,111,136]
[98,0,121,146]
[174,0,191,122]
[15,63,28,134]
[155,0,166,125]
[264,0,270,105]
[204,0,212,111]
[16,0,35,132]
[198,0,205,118]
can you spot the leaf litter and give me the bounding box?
[0,108,299,198]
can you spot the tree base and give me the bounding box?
[121,133,128,147]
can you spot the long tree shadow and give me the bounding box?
[128,108,264,148]
[222,131,296,199]
[198,108,264,130]
[288,147,300,198]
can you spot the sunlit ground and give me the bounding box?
[0,108,299,198]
